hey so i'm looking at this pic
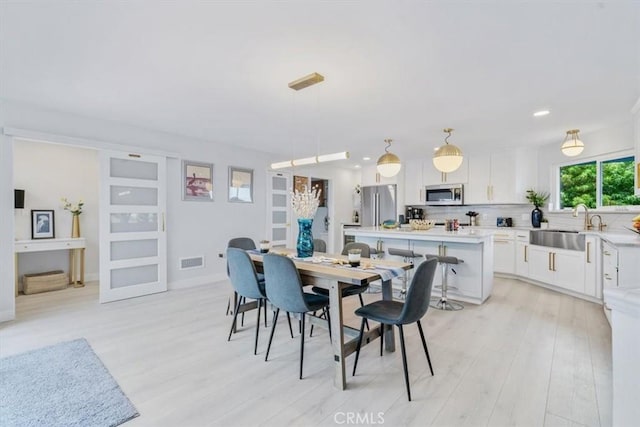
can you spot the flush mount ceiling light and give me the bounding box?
[376,138,401,177]
[288,72,325,91]
[433,128,463,173]
[561,129,584,157]
[533,110,550,117]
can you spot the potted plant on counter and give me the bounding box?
[526,189,549,228]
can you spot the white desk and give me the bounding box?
[14,238,86,295]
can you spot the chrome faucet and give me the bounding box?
[589,214,606,231]
[572,203,591,230]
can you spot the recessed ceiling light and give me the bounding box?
[533,110,550,117]
[354,164,361,169]
[362,156,371,161]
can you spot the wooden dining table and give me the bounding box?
[249,248,412,390]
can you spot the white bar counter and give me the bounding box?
[345,227,494,304]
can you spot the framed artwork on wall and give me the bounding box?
[294,175,309,193]
[228,166,254,203]
[182,160,214,201]
[31,209,55,239]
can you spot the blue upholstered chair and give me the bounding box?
[263,254,331,379]
[352,257,438,401]
[226,248,267,355]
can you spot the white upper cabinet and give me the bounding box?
[403,159,425,205]
[466,148,537,204]
[423,157,469,186]
[361,164,400,187]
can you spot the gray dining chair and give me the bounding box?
[310,241,372,334]
[226,248,267,355]
[312,238,327,253]
[263,253,331,379]
[352,257,438,401]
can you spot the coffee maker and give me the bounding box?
[405,207,424,222]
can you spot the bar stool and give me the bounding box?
[387,247,422,299]
[426,254,464,311]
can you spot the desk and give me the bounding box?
[14,238,86,295]
[249,249,411,390]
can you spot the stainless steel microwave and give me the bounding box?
[424,184,464,206]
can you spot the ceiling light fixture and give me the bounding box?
[376,139,401,177]
[288,72,325,91]
[433,128,463,173]
[270,151,350,170]
[561,129,584,157]
[362,156,371,161]
[533,110,550,117]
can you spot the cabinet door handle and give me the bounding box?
[548,252,552,271]
[586,242,591,263]
[603,250,610,256]
[604,274,612,280]
[552,253,556,272]
[441,172,447,183]
[524,245,528,262]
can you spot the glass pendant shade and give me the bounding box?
[376,139,401,177]
[433,128,463,173]
[377,152,402,177]
[561,130,584,157]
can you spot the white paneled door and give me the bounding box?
[267,171,291,248]
[99,151,167,303]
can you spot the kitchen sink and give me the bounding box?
[529,229,585,251]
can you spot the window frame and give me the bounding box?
[553,149,640,213]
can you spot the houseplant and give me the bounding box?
[61,197,84,237]
[526,189,549,228]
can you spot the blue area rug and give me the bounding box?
[0,338,138,427]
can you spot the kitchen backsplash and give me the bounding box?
[414,204,638,233]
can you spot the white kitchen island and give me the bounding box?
[344,227,494,304]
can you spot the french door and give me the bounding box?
[267,171,291,248]
[99,150,167,303]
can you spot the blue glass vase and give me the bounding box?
[296,218,314,258]
[531,207,543,228]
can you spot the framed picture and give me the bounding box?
[228,166,254,203]
[182,160,214,201]
[31,210,55,239]
[294,175,309,193]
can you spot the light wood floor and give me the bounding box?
[1,277,611,427]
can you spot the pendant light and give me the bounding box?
[376,138,401,177]
[433,128,463,173]
[561,129,584,157]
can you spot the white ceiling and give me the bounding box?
[1,1,639,166]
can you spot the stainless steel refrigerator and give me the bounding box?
[361,184,397,227]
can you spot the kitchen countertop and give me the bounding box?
[344,226,493,244]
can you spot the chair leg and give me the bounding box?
[309,310,317,338]
[264,300,268,328]
[240,296,246,327]
[226,297,231,316]
[227,297,242,341]
[379,324,384,357]
[352,317,367,376]
[254,299,261,355]
[357,294,370,331]
[325,307,332,343]
[299,313,305,379]
[398,325,412,401]
[286,312,294,338]
[417,320,434,376]
[265,308,280,362]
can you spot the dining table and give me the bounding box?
[248,248,412,390]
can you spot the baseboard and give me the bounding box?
[0,309,16,322]
[169,273,227,290]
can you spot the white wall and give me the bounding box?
[0,100,273,320]
[14,141,99,288]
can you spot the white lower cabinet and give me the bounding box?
[493,230,515,274]
[515,231,530,277]
[528,245,585,294]
[584,235,600,299]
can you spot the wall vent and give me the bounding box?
[179,256,205,270]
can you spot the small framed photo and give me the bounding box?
[31,210,55,239]
[182,160,214,201]
[228,166,254,203]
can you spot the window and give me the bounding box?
[559,154,640,209]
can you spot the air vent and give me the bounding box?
[179,256,205,270]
